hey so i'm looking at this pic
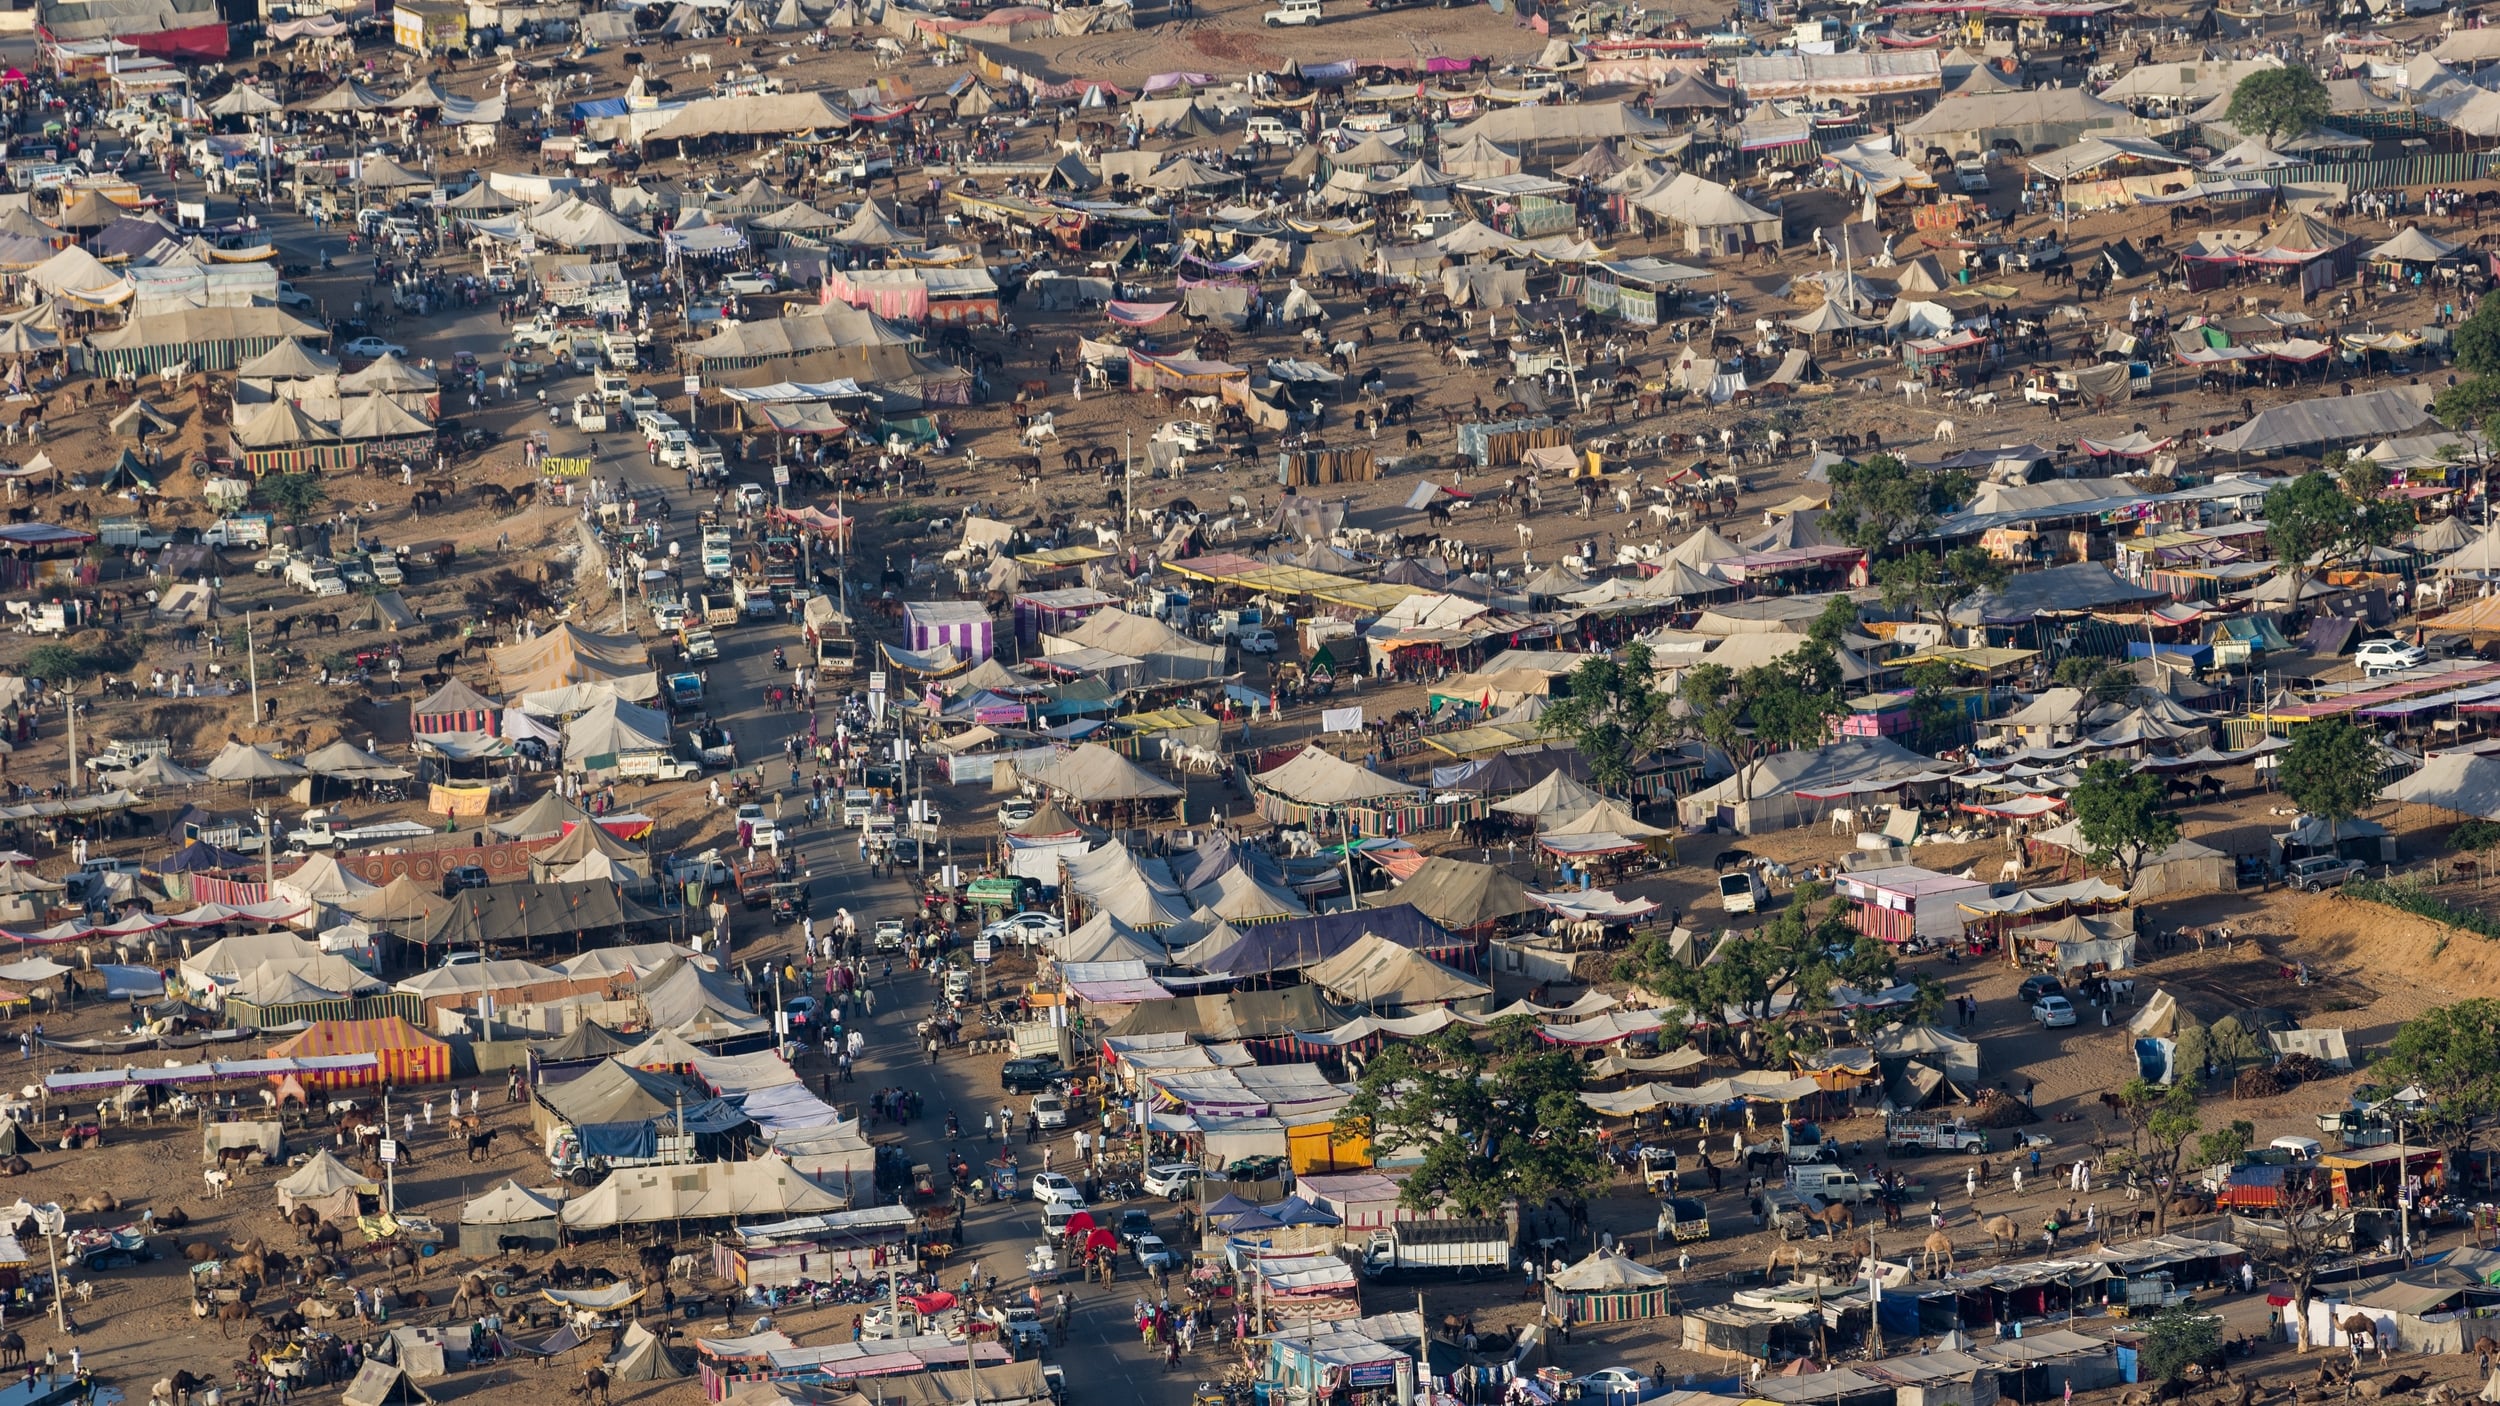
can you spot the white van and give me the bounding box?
[1264,0,1323,24]
[2270,1135,2324,1161]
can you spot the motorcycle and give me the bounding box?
[772,648,788,669]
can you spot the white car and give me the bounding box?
[1155,420,1219,452]
[1237,629,1281,655]
[1134,1234,1180,1272]
[340,336,406,359]
[2032,995,2077,1028]
[731,484,770,513]
[1143,1161,1201,1199]
[723,271,776,296]
[2358,638,2428,676]
[733,804,785,848]
[1032,1093,1069,1129]
[983,911,1063,946]
[998,798,1037,827]
[275,281,314,309]
[1031,1171,1081,1204]
[1576,1371,1652,1402]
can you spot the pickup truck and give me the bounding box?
[1354,1219,1511,1279]
[571,395,610,432]
[732,579,778,621]
[99,517,172,550]
[594,368,631,404]
[1786,1164,1877,1203]
[697,593,738,629]
[1654,1197,1711,1242]
[663,672,704,712]
[616,752,702,783]
[85,737,173,777]
[700,529,735,581]
[285,557,347,597]
[1885,1115,1990,1156]
[602,331,639,370]
[204,515,274,549]
[680,627,719,663]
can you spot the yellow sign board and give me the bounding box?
[543,456,591,477]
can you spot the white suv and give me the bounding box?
[1031,1171,1081,1203]
[2357,638,2428,676]
[1143,1162,1202,1199]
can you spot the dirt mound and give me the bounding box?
[2235,1066,2292,1098]
[2280,889,2500,1006]
[1964,1089,2037,1128]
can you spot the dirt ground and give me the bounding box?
[0,0,2490,1398]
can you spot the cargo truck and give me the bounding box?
[803,595,859,676]
[1354,1219,1511,1279]
[701,528,735,580]
[1884,1114,1989,1157]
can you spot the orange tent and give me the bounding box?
[266,1017,452,1088]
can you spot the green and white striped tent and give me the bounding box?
[88,306,329,376]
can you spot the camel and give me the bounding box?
[1983,1215,2023,1249]
[1766,1245,1811,1280]
[1920,1230,1954,1275]
[1813,1201,1854,1237]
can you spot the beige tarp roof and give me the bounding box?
[276,853,380,904]
[90,306,325,352]
[1391,857,1538,928]
[462,1179,563,1225]
[206,740,310,781]
[1304,932,1490,1007]
[345,875,447,923]
[1490,770,1605,820]
[1549,1248,1674,1290]
[339,350,437,392]
[279,1147,380,1200]
[338,395,434,440]
[1546,797,1671,838]
[645,92,850,142]
[236,337,339,379]
[1447,102,1671,146]
[232,398,335,448]
[1011,744,1183,802]
[24,243,131,302]
[682,303,917,362]
[559,1159,847,1227]
[489,624,656,700]
[1254,745,1419,806]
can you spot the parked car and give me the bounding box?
[440,864,489,898]
[2017,974,2064,1005]
[2289,854,2369,892]
[1134,1234,1180,1272]
[1115,1209,1156,1246]
[1032,1093,1069,1129]
[1143,1162,1201,1199]
[1002,1056,1068,1093]
[1030,1171,1081,1204]
[2358,637,2429,676]
[1237,629,1281,655]
[1576,1370,1653,1403]
[340,336,406,359]
[723,270,776,296]
[1224,1154,1287,1183]
[2031,995,2077,1028]
[998,798,1037,827]
[983,911,1063,946]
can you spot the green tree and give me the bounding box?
[22,644,94,686]
[1633,882,1858,1023]
[2054,654,2142,707]
[1679,662,1750,799]
[2068,757,2180,885]
[1331,1033,1609,1216]
[2279,716,2383,831]
[2111,1078,2202,1231]
[2225,66,2330,146]
[2376,998,2500,1154]
[1902,660,1968,753]
[2139,1306,2223,1399]
[2195,1118,2255,1169]
[1541,642,1679,794]
[2455,292,2500,378]
[257,471,329,525]
[1824,454,1974,549]
[1875,546,2008,627]
[2261,471,2411,619]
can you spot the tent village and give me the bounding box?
[19,0,2500,1403]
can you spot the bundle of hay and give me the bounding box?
[2234,1066,2293,1098]
[2277,1052,2332,1085]
[1963,1089,2038,1128]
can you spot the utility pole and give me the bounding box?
[62,684,75,797]
[246,612,260,732]
[1122,430,1134,532]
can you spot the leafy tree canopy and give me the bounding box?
[2069,757,2180,883]
[2455,293,2500,378]
[1541,642,1679,794]
[2139,1306,2223,1393]
[1332,1030,1609,1216]
[257,471,329,525]
[1824,455,1974,550]
[2378,999,2500,1147]
[2225,66,2329,145]
[2279,716,2383,827]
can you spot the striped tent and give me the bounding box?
[1544,1248,1675,1325]
[412,677,497,736]
[265,1017,452,1087]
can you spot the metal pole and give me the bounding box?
[246,612,259,729]
[63,685,75,797]
[44,1221,63,1331]
[1123,430,1134,532]
[2397,1111,2412,1258]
